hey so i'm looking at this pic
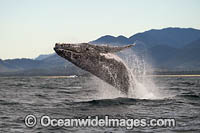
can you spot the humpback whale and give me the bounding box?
[54,43,135,95]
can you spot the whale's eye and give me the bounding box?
[86,48,89,51]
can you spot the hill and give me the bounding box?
[91,27,200,48]
[164,38,200,69]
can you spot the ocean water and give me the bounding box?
[0,75,200,133]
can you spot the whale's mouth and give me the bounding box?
[54,47,74,53]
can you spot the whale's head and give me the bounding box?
[54,43,98,63]
[54,43,134,69]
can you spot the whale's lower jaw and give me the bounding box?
[54,43,134,95]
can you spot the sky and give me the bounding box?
[0,0,200,59]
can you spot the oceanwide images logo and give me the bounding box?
[24,115,176,129]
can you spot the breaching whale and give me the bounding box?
[54,43,134,95]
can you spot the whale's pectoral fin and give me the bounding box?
[98,43,135,53]
[110,44,135,53]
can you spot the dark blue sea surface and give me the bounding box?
[0,75,200,133]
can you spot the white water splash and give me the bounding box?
[90,76,125,99]
[122,49,162,99]
[91,48,166,100]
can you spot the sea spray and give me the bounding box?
[91,48,164,100]
[90,76,125,99]
[121,49,162,99]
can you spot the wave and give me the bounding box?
[75,97,172,107]
[177,94,200,100]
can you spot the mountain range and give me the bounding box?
[90,27,200,70]
[1,27,200,76]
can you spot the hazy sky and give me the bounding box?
[0,0,200,59]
